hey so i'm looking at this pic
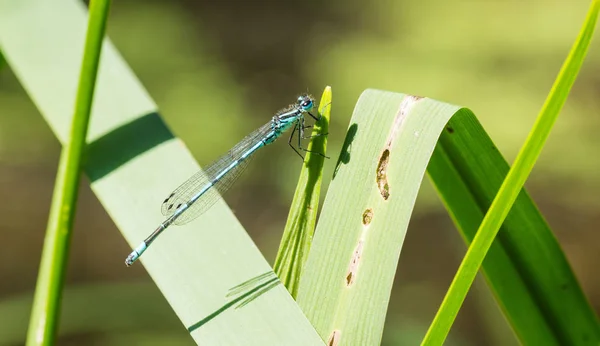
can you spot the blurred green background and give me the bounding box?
[1,0,599,345]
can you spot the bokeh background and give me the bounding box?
[1,0,599,345]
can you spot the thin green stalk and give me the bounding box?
[26,0,112,345]
[273,86,331,298]
[422,1,600,344]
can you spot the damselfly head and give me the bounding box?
[297,95,314,112]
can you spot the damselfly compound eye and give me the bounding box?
[301,99,313,111]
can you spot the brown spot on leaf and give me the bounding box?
[376,150,390,200]
[362,209,374,225]
[327,330,341,346]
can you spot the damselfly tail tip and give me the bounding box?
[125,252,137,267]
[125,241,147,267]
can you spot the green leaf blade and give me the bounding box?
[297,90,461,345]
[429,110,600,345]
[423,1,600,344]
[274,86,331,298]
